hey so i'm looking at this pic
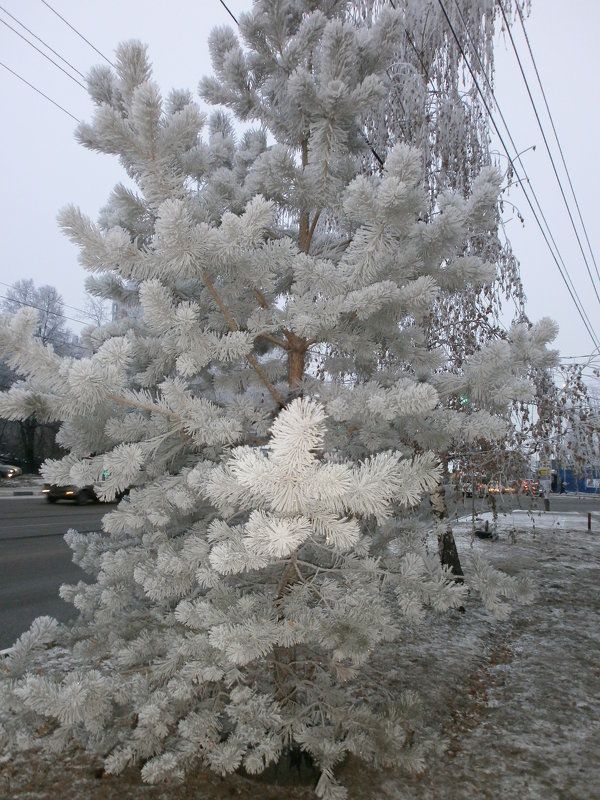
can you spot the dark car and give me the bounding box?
[42,483,99,505]
[0,463,23,479]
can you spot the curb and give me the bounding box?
[0,490,40,498]
[0,480,44,498]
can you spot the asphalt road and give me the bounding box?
[0,497,108,650]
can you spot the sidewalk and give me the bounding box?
[0,476,44,498]
[456,507,600,533]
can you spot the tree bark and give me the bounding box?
[286,332,307,393]
[430,481,464,581]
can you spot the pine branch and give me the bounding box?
[107,392,183,421]
[307,210,322,249]
[255,332,289,350]
[252,289,289,350]
[199,265,284,407]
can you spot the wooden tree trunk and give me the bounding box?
[287,334,307,392]
[272,334,309,702]
[430,481,464,581]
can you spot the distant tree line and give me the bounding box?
[0,279,109,472]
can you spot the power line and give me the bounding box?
[394,0,600,355]
[497,0,600,309]
[396,0,600,350]
[0,281,95,319]
[449,0,600,348]
[0,59,80,122]
[39,0,115,68]
[560,354,600,361]
[0,293,88,326]
[0,293,108,353]
[452,0,598,347]
[435,0,600,352]
[0,15,86,89]
[218,0,238,26]
[514,3,600,293]
[440,1,600,350]
[0,3,86,79]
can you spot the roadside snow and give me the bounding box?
[456,508,600,534]
[364,514,600,799]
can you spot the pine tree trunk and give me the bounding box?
[430,481,464,581]
[437,526,464,580]
[286,333,307,393]
[272,341,309,702]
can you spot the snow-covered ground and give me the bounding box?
[368,511,600,800]
[1,511,598,799]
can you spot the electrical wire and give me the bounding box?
[0,3,86,79]
[0,59,80,122]
[0,294,111,353]
[218,0,238,26]
[0,291,110,353]
[39,0,115,68]
[403,0,600,357]
[496,0,600,308]
[514,2,600,292]
[452,0,598,337]
[560,354,600,361]
[397,0,600,351]
[435,0,600,352]
[0,293,90,326]
[0,281,97,319]
[0,15,86,89]
[450,0,600,350]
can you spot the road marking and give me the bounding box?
[0,494,45,500]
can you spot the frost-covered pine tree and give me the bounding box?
[0,2,555,796]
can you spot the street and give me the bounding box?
[0,496,108,650]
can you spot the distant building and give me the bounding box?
[549,461,600,494]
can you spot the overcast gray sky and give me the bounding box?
[0,0,598,362]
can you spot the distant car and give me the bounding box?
[42,483,99,505]
[0,464,23,479]
[520,479,541,496]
